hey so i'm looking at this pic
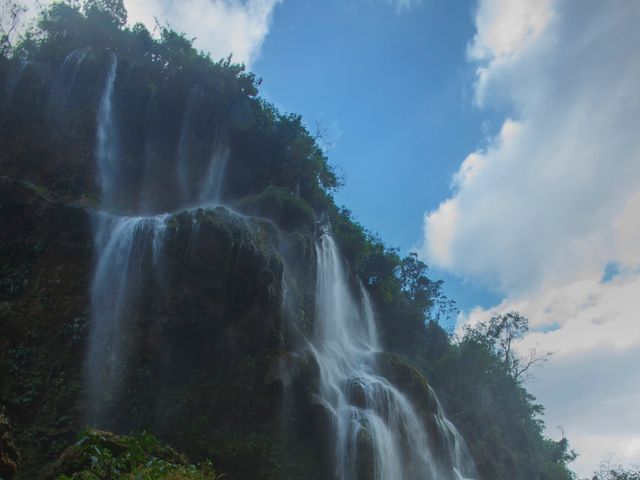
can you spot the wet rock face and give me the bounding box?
[0,178,94,477]
[375,352,439,420]
[103,207,288,430]
[355,427,374,480]
[375,352,474,476]
[0,178,319,479]
[0,411,20,480]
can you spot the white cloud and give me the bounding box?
[465,272,640,359]
[124,0,281,66]
[6,0,41,38]
[423,198,459,268]
[423,1,640,294]
[468,0,553,62]
[529,343,640,476]
[422,0,640,476]
[468,0,554,105]
[14,0,280,67]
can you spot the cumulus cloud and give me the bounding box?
[423,0,640,293]
[124,0,281,66]
[421,0,640,475]
[467,271,640,354]
[14,0,280,66]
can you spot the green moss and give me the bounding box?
[164,213,179,230]
[83,193,99,209]
[18,180,53,202]
[236,185,317,230]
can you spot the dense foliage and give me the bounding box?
[0,2,578,479]
[55,429,220,479]
[593,461,640,480]
[423,315,575,480]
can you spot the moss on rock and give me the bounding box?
[43,429,219,480]
[236,185,317,231]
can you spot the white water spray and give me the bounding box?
[47,47,92,121]
[176,86,202,202]
[86,53,171,421]
[95,54,119,206]
[312,232,476,480]
[85,52,232,422]
[176,86,230,206]
[86,213,168,421]
[199,128,230,204]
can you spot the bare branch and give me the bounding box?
[0,0,27,55]
[513,348,553,381]
[312,119,337,152]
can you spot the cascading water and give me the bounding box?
[176,85,203,202]
[175,85,230,206]
[95,54,119,207]
[47,46,92,121]
[311,232,476,480]
[1,60,29,119]
[199,128,230,204]
[85,213,168,422]
[84,52,231,423]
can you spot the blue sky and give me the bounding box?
[252,0,503,313]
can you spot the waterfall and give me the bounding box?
[199,128,230,204]
[47,47,92,121]
[312,232,476,480]
[1,60,29,119]
[176,86,203,202]
[85,53,168,422]
[85,51,232,423]
[85,213,168,422]
[95,54,119,207]
[176,86,230,206]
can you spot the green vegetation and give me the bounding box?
[236,185,317,230]
[423,314,575,479]
[593,461,640,480]
[52,429,220,479]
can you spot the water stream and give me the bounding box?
[311,232,476,480]
[95,53,119,207]
[85,213,168,422]
[84,52,233,423]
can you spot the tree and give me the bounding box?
[465,311,552,381]
[398,252,437,314]
[542,434,577,480]
[83,0,127,28]
[0,0,26,56]
[593,460,640,480]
